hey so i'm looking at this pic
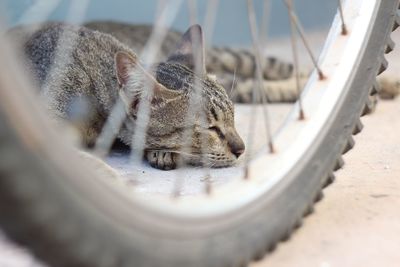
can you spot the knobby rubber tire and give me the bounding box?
[0,1,399,267]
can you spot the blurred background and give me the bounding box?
[1,0,336,45]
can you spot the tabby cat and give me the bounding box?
[9,22,245,170]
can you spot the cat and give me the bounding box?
[8,22,245,170]
[85,21,399,101]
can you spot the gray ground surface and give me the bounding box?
[105,104,291,195]
[253,97,400,267]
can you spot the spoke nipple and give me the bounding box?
[318,70,326,80]
[298,109,305,120]
[268,141,275,154]
[244,166,250,180]
[172,189,181,199]
[203,175,212,195]
[205,183,212,195]
[341,25,348,35]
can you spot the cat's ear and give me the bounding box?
[115,51,179,100]
[166,24,206,76]
[115,51,138,87]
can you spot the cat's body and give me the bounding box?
[10,22,245,170]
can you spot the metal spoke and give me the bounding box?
[204,0,219,48]
[243,0,275,179]
[248,0,274,152]
[173,0,212,197]
[202,0,220,195]
[337,0,348,35]
[287,0,305,120]
[260,0,271,48]
[94,0,183,159]
[131,0,184,165]
[93,99,127,157]
[284,0,325,80]
[17,0,61,26]
[41,0,90,111]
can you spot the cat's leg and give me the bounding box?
[145,151,179,170]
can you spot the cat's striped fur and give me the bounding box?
[85,21,399,101]
[84,21,300,103]
[84,21,294,79]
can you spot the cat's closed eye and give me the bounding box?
[209,126,225,139]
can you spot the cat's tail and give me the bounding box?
[207,47,294,80]
[217,72,308,103]
[219,72,399,104]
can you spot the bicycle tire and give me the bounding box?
[0,1,399,267]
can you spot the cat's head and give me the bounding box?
[115,25,245,168]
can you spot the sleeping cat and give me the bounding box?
[9,22,245,170]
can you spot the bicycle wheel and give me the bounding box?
[0,1,398,267]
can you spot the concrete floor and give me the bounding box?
[250,26,400,267]
[252,97,400,267]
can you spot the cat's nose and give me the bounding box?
[229,140,245,158]
[232,147,244,158]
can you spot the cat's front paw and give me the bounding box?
[145,151,179,170]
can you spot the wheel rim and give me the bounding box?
[100,0,384,220]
